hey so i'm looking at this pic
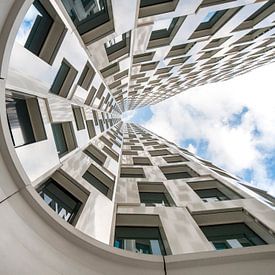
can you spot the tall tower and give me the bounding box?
[0,0,275,274]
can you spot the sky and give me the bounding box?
[124,62,275,196]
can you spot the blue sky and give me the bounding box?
[125,62,275,196]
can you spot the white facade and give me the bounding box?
[0,1,275,274]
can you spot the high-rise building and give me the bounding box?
[0,0,275,274]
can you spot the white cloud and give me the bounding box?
[122,110,137,122]
[142,62,275,196]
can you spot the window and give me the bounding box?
[105,33,130,61]
[196,10,227,32]
[86,119,96,139]
[61,0,111,36]
[120,167,145,178]
[84,144,107,165]
[160,165,198,180]
[147,16,185,48]
[16,0,66,64]
[72,106,85,130]
[133,157,152,166]
[83,170,109,196]
[149,149,171,156]
[51,122,77,157]
[6,95,46,147]
[82,164,114,199]
[164,155,188,163]
[114,227,166,255]
[200,223,266,250]
[139,0,178,18]
[194,188,229,202]
[140,192,170,206]
[38,178,82,224]
[77,62,95,90]
[50,59,78,98]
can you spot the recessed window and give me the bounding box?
[200,223,267,250]
[83,170,109,196]
[51,122,77,157]
[77,62,95,90]
[114,226,166,255]
[133,157,152,166]
[16,0,66,64]
[72,106,85,130]
[194,188,229,202]
[84,144,107,165]
[83,164,114,199]
[149,149,171,156]
[105,33,130,61]
[50,59,78,98]
[86,119,96,139]
[140,192,170,206]
[196,10,226,32]
[164,155,188,163]
[120,167,145,178]
[6,95,46,147]
[61,0,111,36]
[38,178,82,224]
[122,150,138,156]
[160,165,198,180]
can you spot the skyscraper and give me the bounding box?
[0,0,274,274]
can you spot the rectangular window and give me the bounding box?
[160,165,198,180]
[78,62,95,90]
[72,106,85,130]
[83,170,109,196]
[38,178,82,224]
[114,226,166,255]
[16,0,67,64]
[149,149,171,156]
[51,122,76,157]
[84,144,107,165]
[133,157,152,166]
[86,119,96,139]
[50,59,78,98]
[164,155,188,163]
[120,167,145,178]
[194,188,229,202]
[6,95,46,147]
[139,192,170,206]
[200,223,266,250]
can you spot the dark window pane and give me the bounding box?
[195,188,229,202]
[6,97,35,147]
[83,171,109,196]
[61,0,109,35]
[200,223,266,250]
[164,172,192,180]
[38,179,81,224]
[24,0,53,55]
[51,123,68,157]
[140,0,173,8]
[114,226,166,255]
[140,192,170,206]
[51,62,70,95]
[72,106,85,130]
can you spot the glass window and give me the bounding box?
[140,0,173,8]
[140,192,170,206]
[83,170,109,196]
[61,0,109,35]
[150,17,179,40]
[50,61,71,95]
[51,123,68,157]
[164,171,192,180]
[16,0,53,55]
[38,178,82,224]
[72,106,85,130]
[114,226,166,255]
[200,223,266,250]
[202,11,216,23]
[6,97,35,147]
[194,188,229,202]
